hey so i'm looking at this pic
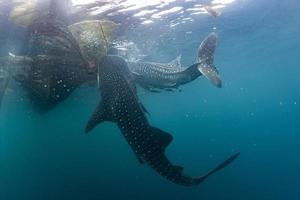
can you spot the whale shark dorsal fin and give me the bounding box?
[85,100,113,133]
[197,32,222,88]
[167,54,182,68]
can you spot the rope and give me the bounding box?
[99,21,109,55]
[97,21,109,89]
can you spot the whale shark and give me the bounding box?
[127,32,221,91]
[86,55,239,186]
[0,17,97,111]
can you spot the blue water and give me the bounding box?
[1,0,300,199]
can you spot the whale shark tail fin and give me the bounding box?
[193,152,240,185]
[197,32,222,88]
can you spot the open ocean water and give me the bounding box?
[0,0,300,199]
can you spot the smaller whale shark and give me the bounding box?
[127,32,221,91]
[86,55,239,186]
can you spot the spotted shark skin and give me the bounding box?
[86,55,239,186]
[127,32,221,91]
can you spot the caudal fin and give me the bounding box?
[193,152,240,184]
[142,125,240,186]
[197,32,222,88]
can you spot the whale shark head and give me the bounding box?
[197,32,222,88]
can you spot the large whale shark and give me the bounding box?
[86,55,239,186]
[126,32,221,91]
[0,17,97,111]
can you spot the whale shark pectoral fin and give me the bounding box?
[164,82,177,88]
[140,84,162,93]
[198,64,222,88]
[164,88,176,92]
[85,101,113,134]
[148,88,162,93]
[149,126,173,148]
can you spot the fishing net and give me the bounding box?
[68,20,119,67]
[23,17,87,110]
